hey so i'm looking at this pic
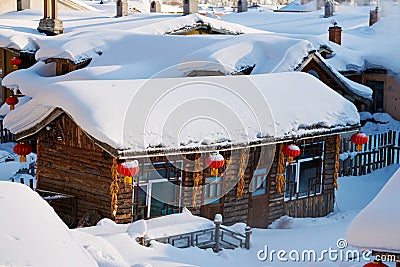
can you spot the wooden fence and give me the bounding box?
[0,118,14,143]
[339,130,400,177]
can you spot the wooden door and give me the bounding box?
[247,195,269,228]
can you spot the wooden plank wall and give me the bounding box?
[36,114,130,226]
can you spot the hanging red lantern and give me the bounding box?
[13,142,32,162]
[363,260,388,267]
[350,132,368,152]
[5,95,19,110]
[117,160,139,185]
[10,57,22,70]
[282,144,301,163]
[205,152,225,176]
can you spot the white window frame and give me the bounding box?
[284,142,325,201]
[132,160,183,218]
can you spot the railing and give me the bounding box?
[339,130,400,177]
[9,178,77,227]
[143,216,251,252]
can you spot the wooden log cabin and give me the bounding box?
[3,73,360,228]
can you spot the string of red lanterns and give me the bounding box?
[117,160,139,185]
[205,152,225,176]
[13,142,32,162]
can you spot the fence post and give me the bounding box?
[213,214,222,252]
[245,226,252,249]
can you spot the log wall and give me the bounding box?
[36,114,338,227]
[36,114,131,226]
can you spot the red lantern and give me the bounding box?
[13,142,32,162]
[117,160,139,185]
[363,260,388,267]
[282,144,301,163]
[205,152,224,176]
[10,57,21,70]
[350,132,368,152]
[5,95,19,110]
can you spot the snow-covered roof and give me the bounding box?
[0,8,374,101]
[346,167,400,254]
[278,0,317,12]
[0,10,258,53]
[222,6,400,74]
[4,72,359,154]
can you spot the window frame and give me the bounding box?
[284,141,325,201]
[132,160,183,220]
[250,168,268,197]
[203,175,223,205]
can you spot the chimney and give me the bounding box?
[17,0,30,11]
[369,7,379,26]
[183,0,198,15]
[37,0,64,35]
[324,0,334,17]
[328,23,342,45]
[237,0,248,13]
[116,0,128,17]
[150,1,161,12]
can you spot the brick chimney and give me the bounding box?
[116,0,128,17]
[150,1,161,12]
[324,0,334,18]
[17,0,30,11]
[237,0,248,13]
[369,7,379,26]
[37,0,64,35]
[328,23,342,45]
[183,0,198,15]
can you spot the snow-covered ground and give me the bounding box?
[0,157,398,266]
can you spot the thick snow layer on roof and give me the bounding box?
[182,34,314,74]
[3,31,317,85]
[0,10,256,52]
[346,167,400,253]
[0,96,31,117]
[313,53,373,99]
[279,0,317,12]
[222,6,400,74]
[327,14,400,73]
[0,182,98,267]
[222,6,370,36]
[4,72,359,151]
[130,13,263,35]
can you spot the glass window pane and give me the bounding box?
[298,159,319,194]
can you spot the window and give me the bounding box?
[284,142,324,200]
[366,80,385,112]
[250,168,267,196]
[204,176,223,204]
[307,70,320,79]
[132,161,183,220]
